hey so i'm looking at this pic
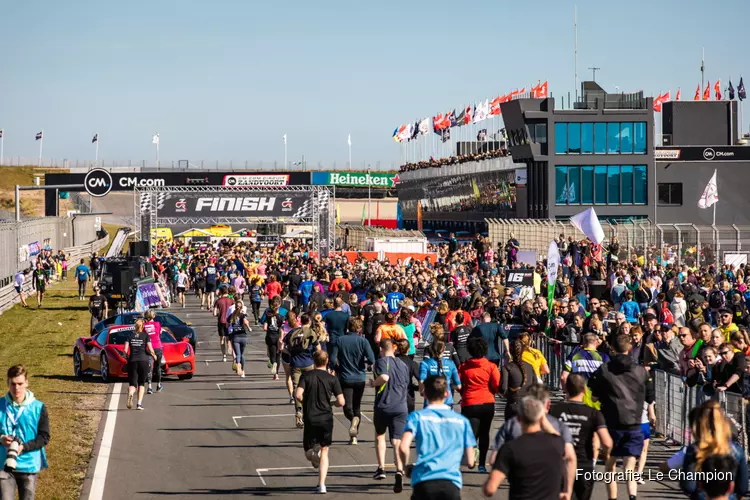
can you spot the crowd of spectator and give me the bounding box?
[398,148,510,173]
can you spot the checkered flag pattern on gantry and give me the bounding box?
[156,193,169,210]
[139,192,152,211]
[290,198,312,218]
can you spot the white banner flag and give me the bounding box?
[152,134,160,145]
[570,207,605,245]
[698,169,718,209]
[547,241,559,285]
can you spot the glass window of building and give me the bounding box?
[555,166,568,203]
[620,123,634,154]
[607,166,620,203]
[581,123,594,154]
[594,166,607,204]
[567,166,581,203]
[634,165,647,204]
[594,123,607,153]
[581,166,594,204]
[535,123,547,143]
[607,123,620,154]
[568,123,581,154]
[620,165,634,204]
[634,122,646,154]
[555,123,567,154]
[658,183,682,205]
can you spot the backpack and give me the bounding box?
[708,290,725,309]
[659,302,675,324]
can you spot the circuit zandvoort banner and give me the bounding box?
[156,192,313,218]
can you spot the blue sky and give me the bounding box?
[0,0,746,167]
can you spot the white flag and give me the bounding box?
[698,169,718,209]
[473,100,489,123]
[347,134,351,146]
[283,133,287,144]
[547,241,560,286]
[570,207,605,245]
[152,134,159,145]
[418,117,430,135]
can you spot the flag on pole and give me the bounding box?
[546,240,560,326]
[676,88,681,100]
[728,80,736,100]
[92,133,98,143]
[714,80,722,100]
[739,77,746,101]
[694,85,701,100]
[35,131,43,140]
[0,130,3,138]
[283,133,287,144]
[697,170,718,209]
[570,207,605,244]
[418,118,430,135]
[347,134,351,146]
[336,203,341,225]
[703,82,711,100]
[152,134,160,144]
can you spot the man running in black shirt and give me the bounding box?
[295,350,345,494]
[88,285,109,331]
[550,374,613,500]
[484,395,570,500]
[31,263,47,308]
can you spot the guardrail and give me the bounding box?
[0,234,110,315]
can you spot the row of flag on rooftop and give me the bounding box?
[392,81,548,142]
[653,77,746,112]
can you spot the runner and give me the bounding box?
[74,258,90,300]
[87,285,108,332]
[285,314,322,428]
[143,309,164,394]
[31,263,46,309]
[228,299,250,378]
[13,269,29,308]
[124,319,157,411]
[295,350,345,494]
[367,338,410,491]
[280,311,299,404]
[398,374,476,500]
[175,267,189,308]
[204,260,218,311]
[329,317,375,445]
[249,277,263,324]
[213,287,235,362]
[263,302,283,379]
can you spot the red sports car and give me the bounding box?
[74,325,195,382]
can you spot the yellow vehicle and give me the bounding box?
[150,227,173,244]
[208,224,232,237]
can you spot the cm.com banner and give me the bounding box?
[311,171,399,188]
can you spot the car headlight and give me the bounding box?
[183,344,192,358]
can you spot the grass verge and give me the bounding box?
[0,272,109,498]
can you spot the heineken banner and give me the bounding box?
[154,192,314,218]
[311,171,399,188]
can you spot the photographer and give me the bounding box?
[0,365,50,500]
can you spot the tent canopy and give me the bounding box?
[174,228,213,237]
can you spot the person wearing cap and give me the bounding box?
[329,271,351,294]
[719,307,740,342]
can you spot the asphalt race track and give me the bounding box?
[80,294,686,499]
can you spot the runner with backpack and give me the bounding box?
[284,314,322,428]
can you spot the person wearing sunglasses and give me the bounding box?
[718,308,740,343]
[716,343,745,394]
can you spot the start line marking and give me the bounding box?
[255,464,391,486]
[232,412,372,427]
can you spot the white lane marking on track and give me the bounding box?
[255,464,389,486]
[216,380,282,390]
[233,413,373,427]
[88,382,122,500]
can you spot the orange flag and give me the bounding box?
[694,85,701,100]
[703,81,711,100]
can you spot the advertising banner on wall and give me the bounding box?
[311,171,399,188]
[156,192,314,218]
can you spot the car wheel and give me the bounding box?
[100,354,112,383]
[178,373,193,380]
[73,349,84,378]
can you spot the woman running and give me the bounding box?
[228,299,251,378]
[263,302,283,379]
[194,265,206,308]
[249,277,264,324]
[418,338,461,409]
[459,336,500,473]
[124,319,157,410]
[397,309,417,359]
[500,338,535,421]
[143,309,164,395]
